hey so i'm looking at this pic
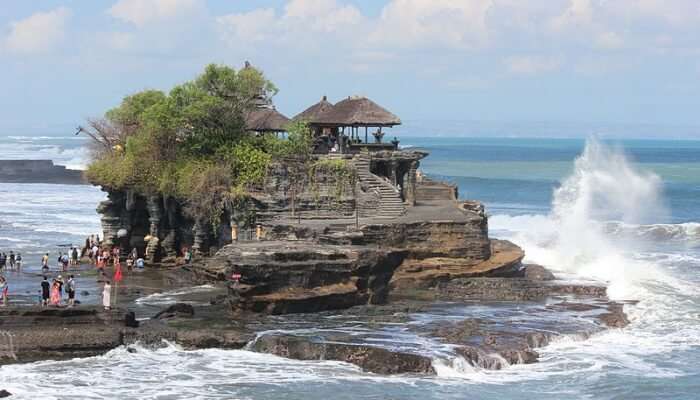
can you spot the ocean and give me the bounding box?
[0,134,699,399]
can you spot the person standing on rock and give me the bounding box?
[56,275,65,304]
[15,253,22,270]
[41,253,49,270]
[8,251,15,270]
[102,280,111,311]
[61,253,69,271]
[66,275,76,307]
[41,276,50,306]
[91,244,99,264]
[0,276,8,306]
[50,278,61,306]
[71,247,79,266]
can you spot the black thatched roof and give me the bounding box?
[245,107,291,132]
[311,96,401,127]
[293,95,335,122]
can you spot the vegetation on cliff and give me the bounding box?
[84,63,312,225]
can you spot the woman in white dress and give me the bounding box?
[102,281,111,310]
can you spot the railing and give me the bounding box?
[348,143,398,153]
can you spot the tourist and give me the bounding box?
[131,248,138,260]
[71,247,79,266]
[56,275,64,304]
[0,276,7,306]
[102,280,111,310]
[41,253,49,270]
[15,253,22,270]
[8,251,15,270]
[0,253,6,271]
[61,252,69,271]
[66,275,76,307]
[91,244,99,264]
[41,276,50,306]
[126,256,134,271]
[50,278,61,306]
[111,248,119,265]
[184,248,192,265]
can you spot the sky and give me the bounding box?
[1,0,699,138]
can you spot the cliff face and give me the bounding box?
[193,200,508,315]
[96,152,427,261]
[96,151,515,316]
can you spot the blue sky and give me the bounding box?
[1,0,699,137]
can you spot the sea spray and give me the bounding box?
[493,138,671,299]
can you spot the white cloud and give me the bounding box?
[217,8,276,43]
[595,31,624,49]
[550,0,593,32]
[4,7,72,54]
[284,0,362,32]
[370,0,493,50]
[505,55,563,75]
[109,0,204,27]
[217,0,362,48]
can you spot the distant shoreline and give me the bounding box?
[0,159,86,185]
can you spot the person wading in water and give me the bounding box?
[66,275,76,307]
[41,276,50,306]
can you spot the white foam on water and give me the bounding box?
[135,285,218,306]
[469,138,700,383]
[0,342,435,399]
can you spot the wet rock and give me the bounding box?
[598,303,630,328]
[434,277,607,302]
[153,303,195,319]
[0,389,11,398]
[0,307,127,364]
[125,311,139,328]
[522,264,555,281]
[81,291,90,296]
[252,334,435,375]
[175,330,252,349]
[432,319,483,342]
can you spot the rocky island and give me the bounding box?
[0,63,629,376]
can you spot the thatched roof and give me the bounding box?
[293,95,334,122]
[312,96,401,127]
[245,107,291,132]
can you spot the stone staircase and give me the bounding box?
[352,154,405,219]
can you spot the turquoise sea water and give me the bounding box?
[0,135,699,399]
[405,137,700,222]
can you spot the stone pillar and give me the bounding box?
[145,195,162,263]
[389,161,398,187]
[162,229,177,258]
[406,161,419,206]
[192,220,208,256]
[96,192,123,248]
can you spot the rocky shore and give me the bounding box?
[0,261,629,376]
[0,179,631,378]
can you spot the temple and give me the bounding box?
[249,93,428,212]
[98,90,447,262]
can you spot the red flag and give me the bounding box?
[114,264,123,283]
